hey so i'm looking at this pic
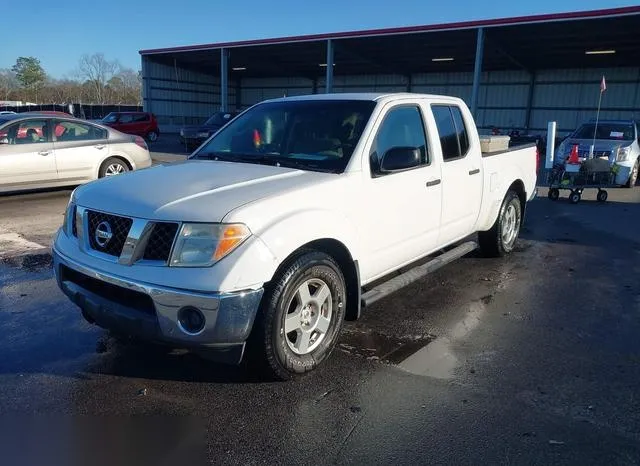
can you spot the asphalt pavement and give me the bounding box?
[1,149,640,465]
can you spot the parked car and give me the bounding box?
[52,93,537,380]
[0,113,152,193]
[179,111,239,150]
[554,119,639,187]
[0,111,16,115]
[101,111,160,143]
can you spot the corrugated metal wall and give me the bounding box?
[239,67,640,135]
[144,60,237,132]
[144,56,640,135]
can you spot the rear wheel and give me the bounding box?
[99,157,129,178]
[548,188,560,201]
[146,130,158,143]
[247,250,346,381]
[478,190,522,258]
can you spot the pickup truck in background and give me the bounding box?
[52,93,537,380]
[554,119,640,187]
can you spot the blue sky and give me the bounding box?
[0,0,636,78]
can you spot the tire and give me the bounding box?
[147,130,159,143]
[99,157,130,178]
[569,191,581,204]
[247,250,347,381]
[478,190,522,258]
[597,190,608,202]
[548,188,560,201]
[626,159,639,188]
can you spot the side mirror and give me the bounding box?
[380,146,421,173]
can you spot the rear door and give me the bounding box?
[430,104,483,245]
[52,119,109,181]
[0,118,57,189]
[357,101,443,282]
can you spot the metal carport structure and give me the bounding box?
[139,6,640,135]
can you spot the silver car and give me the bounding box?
[0,113,152,193]
[554,119,640,187]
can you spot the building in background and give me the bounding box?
[139,6,640,136]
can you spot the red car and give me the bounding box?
[101,111,160,142]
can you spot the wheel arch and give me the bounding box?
[97,154,133,178]
[265,238,361,322]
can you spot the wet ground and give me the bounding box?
[1,181,640,465]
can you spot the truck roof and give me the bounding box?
[263,92,464,104]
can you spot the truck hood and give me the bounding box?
[74,160,335,222]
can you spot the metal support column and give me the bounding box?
[325,39,334,93]
[235,78,241,111]
[312,78,318,94]
[141,55,152,113]
[524,71,536,130]
[470,27,485,119]
[406,74,413,92]
[220,48,229,112]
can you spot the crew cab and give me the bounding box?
[52,93,537,380]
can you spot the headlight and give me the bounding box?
[617,146,631,162]
[62,201,77,236]
[169,223,251,267]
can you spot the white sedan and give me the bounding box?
[0,113,152,193]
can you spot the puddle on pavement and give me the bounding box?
[340,298,489,380]
[337,329,435,365]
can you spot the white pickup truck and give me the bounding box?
[52,93,537,380]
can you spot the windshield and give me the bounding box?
[101,113,118,123]
[191,100,377,173]
[572,123,634,141]
[204,112,234,126]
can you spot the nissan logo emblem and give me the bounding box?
[95,221,113,248]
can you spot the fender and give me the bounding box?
[229,206,362,283]
[255,207,361,277]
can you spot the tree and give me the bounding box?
[0,69,18,102]
[77,53,120,104]
[11,57,46,102]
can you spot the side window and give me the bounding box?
[1,119,49,145]
[450,106,470,156]
[131,113,149,122]
[55,121,107,142]
[431,105,461,161]
[119,114,134,124]
[370,106,428,176]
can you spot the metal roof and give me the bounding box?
[140,6,640,77]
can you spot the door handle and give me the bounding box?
[426,179,441,187]
[94,144,106,150]
[469,168,480,175]
[38,150,51,156]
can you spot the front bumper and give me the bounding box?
[53,246,263,363]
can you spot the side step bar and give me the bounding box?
[360,241,478,309]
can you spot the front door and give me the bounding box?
[357,102,442,283]
[0,118,57,190]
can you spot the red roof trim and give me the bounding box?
[139,6,640,55]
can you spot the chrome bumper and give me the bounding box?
[53,246,263,363]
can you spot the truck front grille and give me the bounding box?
[87,210,133,257]
[80,209,179,265]
[143,222,180,262]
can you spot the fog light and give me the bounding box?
[177,306,206,335]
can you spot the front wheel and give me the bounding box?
[247,250,346,381]
[478,190,522,258]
